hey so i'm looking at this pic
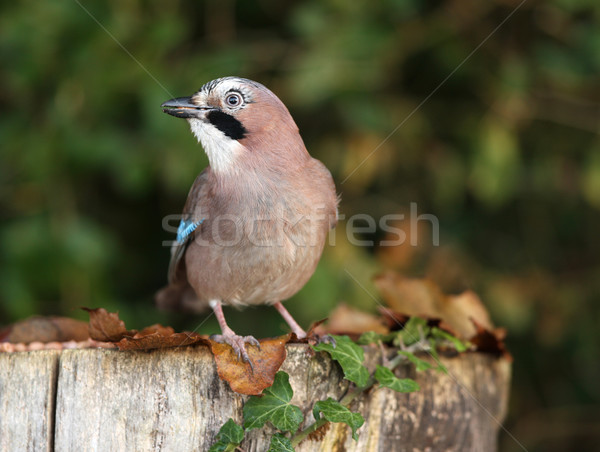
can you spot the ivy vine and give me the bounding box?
[208,318,468,451]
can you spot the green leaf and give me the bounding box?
[431,327,469,352]
[313,398,365,441]
[428,339,448,374]
[208,418,244,452]
[207,441,237,452]
[268,433,295,452]
[358,331,403,345]
[397,351,434,372]
[357,331,384,345]
[243,372,303,432]
[393,317,430,347]
[313,335,369,387]
[374,365,420,393]
[216,418,244,444]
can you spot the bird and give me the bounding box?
[155,76,338,363]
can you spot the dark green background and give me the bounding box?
[1,1,599,450]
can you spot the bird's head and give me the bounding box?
[161,77,307,175]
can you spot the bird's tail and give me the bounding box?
[155,283,208,313]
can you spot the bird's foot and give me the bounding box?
[210,331,261,365]
[307,333,336,348]
[317,334,336,347]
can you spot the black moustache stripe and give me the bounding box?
[207,110,247,140]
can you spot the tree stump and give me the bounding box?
[0,344,510,451]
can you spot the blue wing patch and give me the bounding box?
[176,219,204,244]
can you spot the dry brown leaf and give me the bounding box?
[1,316,90,344]
[305,318,328,338]
[0,327,10,342]
[374,271,493,339]
[83,307,135,342]
[314,303,389,337]
[81,308,291,393]
[377,308,410,330]
[116,325,208,350]
[209,334,291,395]
[375,272,445,316]
[445,291,493,337]
[469,319,511,359]
[83,311,209,350]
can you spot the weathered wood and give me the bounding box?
[0,345,510,451]
[0,351,60,452]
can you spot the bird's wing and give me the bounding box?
[309,158,339,229]
[167,170,210,285]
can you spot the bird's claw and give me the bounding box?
[210,333,261,368]
[317,334,336,348]
[307,333,336,348]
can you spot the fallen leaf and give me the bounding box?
[81,308,292,392]
[377,308,410,330]
[375,273,443,316]
[314,303,389,338]
[445,290,494,337]
[1,316,90,344]
[305,318,328,338]
[84,307,135,342]
[0,327,10,342]
[116,327,208,350]
[374,272,492,339]
[469,319,511,359]
[83,309,208,350]
[210,334,291,395]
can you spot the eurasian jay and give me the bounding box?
[156,77,338,362]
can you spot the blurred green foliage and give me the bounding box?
[1,1,600,450]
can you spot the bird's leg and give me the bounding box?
[209,300,260,364]
[274,301,307,339]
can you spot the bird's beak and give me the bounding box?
[161,97,212,119]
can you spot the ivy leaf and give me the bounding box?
[393,317,430,347]
[207,443,233,452]
[208,418,244,452]
[356,331,396,345]
[374,365,420,393]
[214,418,244,445]
[243,372,303,432]
[268,433,295,452]
[313,335,369,387]
[428,339,448,374]
[313,398,365,441]
[357,331,384,345]
[431,327,469,352]
[397,351,434,372]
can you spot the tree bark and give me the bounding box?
[0,344,510,451]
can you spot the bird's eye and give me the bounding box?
[225,93,243,108]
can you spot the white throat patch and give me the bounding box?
[188,118,244,175]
